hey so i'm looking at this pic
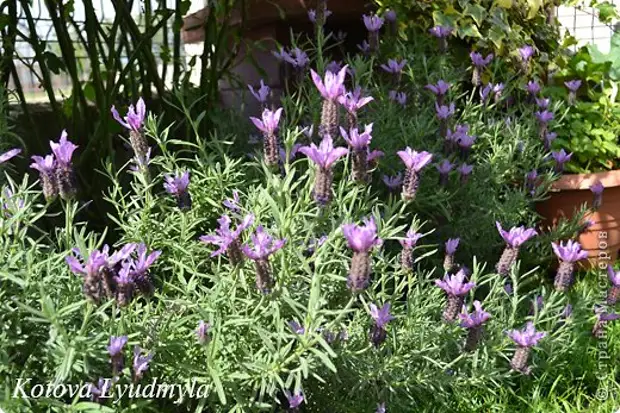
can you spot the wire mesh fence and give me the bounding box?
[9,0,177,101]
[558,1,619,52]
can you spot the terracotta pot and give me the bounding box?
[536,169,620,268]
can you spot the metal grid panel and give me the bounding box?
[558,1,619,52]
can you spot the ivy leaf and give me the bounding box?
[458,21,482,39]
[527,0,543,19]
[595,1,618,23]
[495,0,513,8]
[464,3,487,26]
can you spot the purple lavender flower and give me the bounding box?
[593,307,620,337]
[288,320,305,335]
[561,304,573,319]
[250,107,283,166]
[382,173,403,192]
[426,80,450,105]
[340,124,375,182]
[114,264,134,306]
[49,130,78,200]
[164,171,192,210]
[242,226,286,293]
[200,214,254,265]
[435,102,455,120]
[429,25,452,52]
[223,190,241,212]
[529,295,544,315]
[343,218,382,291]
[507,322,546,374]
[436,269,475,322]
[400,229,422,270]
[284,390,304,409]
[380,59,407,83]
[384,9,396,22]
[308,4,331,25]
[338,86,373,129]
[283,47,310,69]
[311,66,347,138]
[443,238,460,272]
[495,222,537,277]
[535,110,554,139]
[397,148,432,200]
[435,102,455,138]
[527,80,541,96]
[470,52,493,85]
[299,135,348,205]
[112,98,146,132]
[108,335,128,374]
[196,320,211,344]
[363,14,384,31]
[363,14,384,52]
[470,52,493,68]
[30,154,57,200]
[552,240,588,291]
[565,79,582,92]
[369,302,395,347]
[550,149,572,173]
[132,345,153,382]
[457,133,476,158]
[436,159,454,186]
[357,40,371,54]
[326,61,342,74]
[429,25,453,38]
[0,148,21,165]
[457,163,473,184]
[535,97,550,109]
[543,131,557,151]
[272,47,289,62]
[518,45,535,72]
[590,181,604,209]
[607,265,620,305]
[459,300,491,351]
[389,90,407,106]
[376,402,386,413]
[248,79,270,105]
[479,84,492,103]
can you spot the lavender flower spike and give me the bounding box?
[593,308,620,337]
[340,124,373,182]
[0,148,21,165]
[200,214,254,266]
[565,79,581,105]
[363,14,384,52]
[132,345,154,383]
[590,181,604,209]
[470,52,493,85]
[196,320,211,345]
[311,66,347,138]
[435,102,455,137]
[495,222,537,277]
[30,154,57,201]
[128,243,161,297]
[250,107,283,166]
[426,80,450,105]
[551,149,572,173]
[400,229,422,270]
[108,335,128,375]
[436,159,454,186]
[552,240,589,291]
[436,269,475,322]
[429,26,452,52]
[507,322,546,374]
[459,300,491,351]
[342,217,382,291]
[299,135,348,205]
[527,81,541,96]
[380,59,406,84]
[389,90,407,106]
[284,390,304,410]
[457,163,473,184]
[443,238,460,272]
[383,173,403,192]
[248,79,270,105]
[606,265,620,305]
[337,86,373,129]
[369,302,395,347]
[397,148,432,200]
[164,171,192,210]
[518,45,534,72]
[535,110,554,138]
[112,98,149,163]
[241,226,286,293]
[50,130,78,200]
